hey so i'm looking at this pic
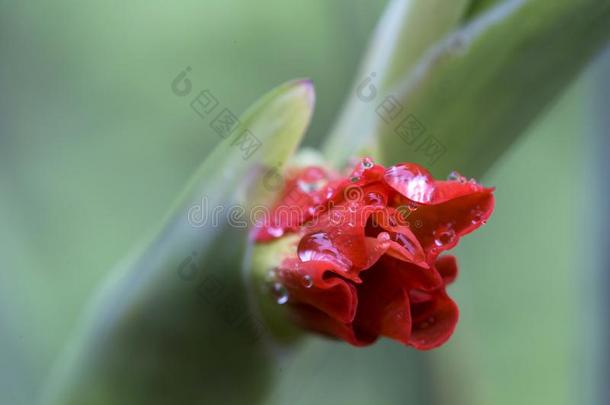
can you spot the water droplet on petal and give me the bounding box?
[447,171,460,181]
[265,268,277,283]
[417,317,436,329]
[297,179,326,193]
[267,226,284,238]
[433,225,455,247]
[394,233,417,255]
[365,191,385,206]
[298,231,352,268]
[297,180,314,193]
[301,274,313,288]
[377,232,390,242]
[272,282,289,304]
[470,209,484,225]
[447,170,467,183]
[350,176,360,183]
[384,164,434,203]
[361,157,374,169]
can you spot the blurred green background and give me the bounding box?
[0,1,607,404]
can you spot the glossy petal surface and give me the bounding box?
[255,159,494,349]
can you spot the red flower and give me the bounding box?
[255,159,494,349]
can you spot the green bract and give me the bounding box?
[43,80,315,405]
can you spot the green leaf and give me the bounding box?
[323,0,471,165]
[463,0,502,19]
[42,79,315,405]
[376,0,610,177]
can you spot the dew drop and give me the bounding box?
[361,157,374,169]
[384,164,434,203]
[267,226,284,238]
[377,231,391,242]
[394,233,417,255]
[471,209,484,225]
[447,171,460,181]
[433,225,455,247]
[350,176,360,183]
[301,274,313,288]
[298,231,352,268]
[265,268,277,283]
[297,179,326,193]
[447,170,467,183]
[272,282,289,304]
[365,191,385,206]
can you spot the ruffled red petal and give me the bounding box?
[353,263,412,343]
[408,288,459,350]
[279,258,358,323]
[435,255,458,284]
[257,159,493,350]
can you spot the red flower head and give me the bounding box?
[254,158,494,350]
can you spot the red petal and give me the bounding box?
[435,255,458,284]
[299,199,383,274]
[407,288,459,350]
[383,163,494,260]
[254,166,340,241]
[383,163,436,204]
[369,208,428,267]
[378,255,443,292]
[406,189,494,261]
[255,160,492,350]
[279,258,358,323]
[288,304,375,346]
[347,157,386,186]
[353,262,413,344]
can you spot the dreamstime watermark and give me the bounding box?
[175,182,424,344]
[186,185,424,231]
[171,66,262,160]
[356,72,447,165]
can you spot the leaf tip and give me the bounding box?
[291,78,316,110]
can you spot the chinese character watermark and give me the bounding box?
[355,72,447,166]
[171,66,262,160]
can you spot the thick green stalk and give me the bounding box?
[377,0,610,177]
[323,0,470,164]
[323,0,610,179]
